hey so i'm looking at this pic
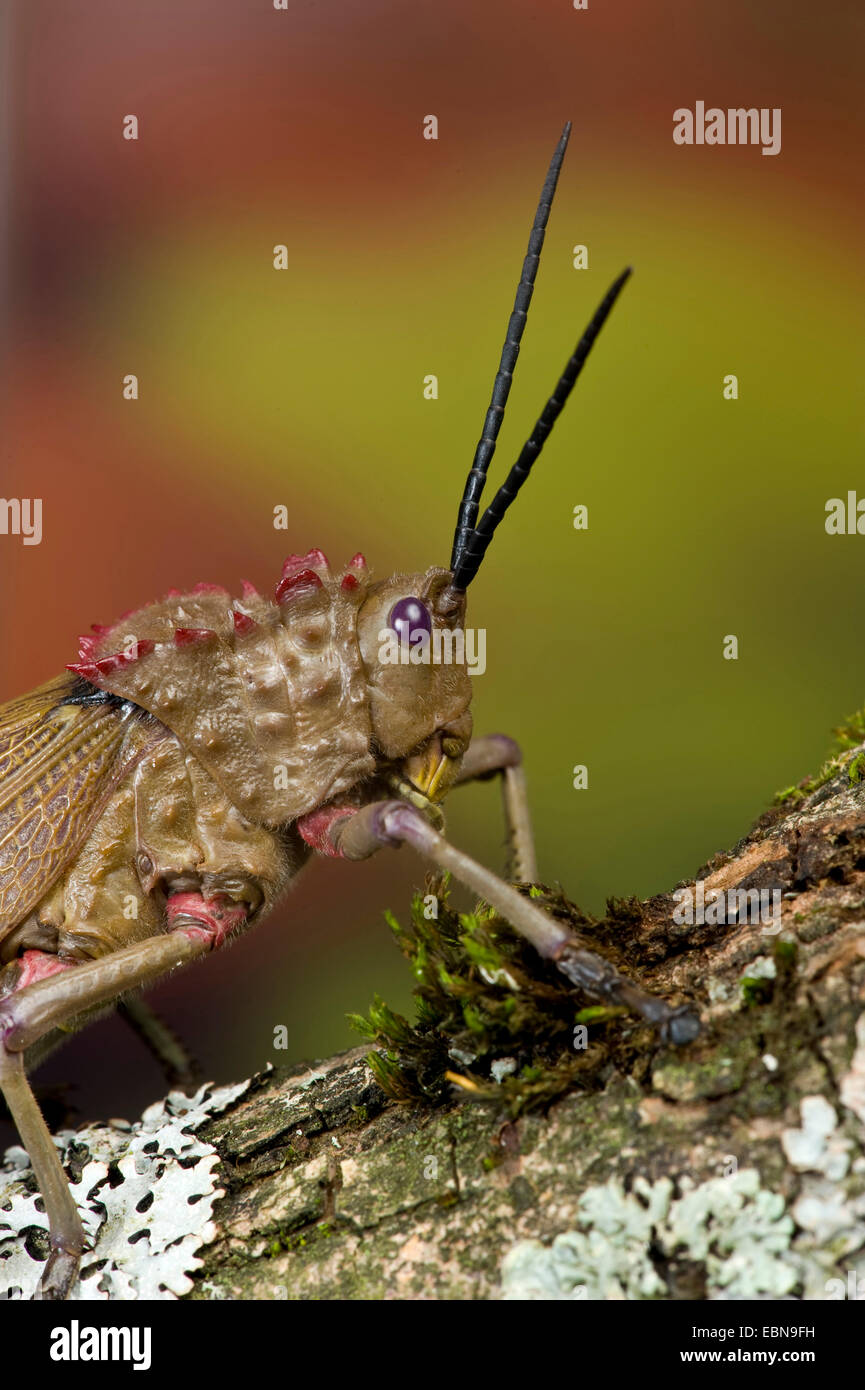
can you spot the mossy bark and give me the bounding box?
[187,755,865,1300]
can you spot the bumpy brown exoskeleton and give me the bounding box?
[0,122,699,1300]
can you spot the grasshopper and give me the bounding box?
[0,122,699,1300]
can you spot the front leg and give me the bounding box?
[329,800,700,1046]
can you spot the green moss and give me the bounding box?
[741,976,774,1006]
[365,1048,421,1102]
[772,938,797,966]
[833,706,865,748]
[774,702,865,806]
[435,1191,459,1209]
[574,1005,628,1025]
[347,877,616,1117]
[605,895,643,926]
[771,938,798,989]
[265,1219,338,1257]
[847,752,865,785]
[653,1039,757,1102]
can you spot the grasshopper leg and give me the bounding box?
[0,897,241,1299]
[0,1046,85,1300]
[331,800,700,1046]
[452,734,537,881]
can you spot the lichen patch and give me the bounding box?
[0,1078,249,1300]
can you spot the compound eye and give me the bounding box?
[387,596,432,643]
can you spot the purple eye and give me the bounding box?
[388,596,432,644]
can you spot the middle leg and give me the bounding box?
[452,734,537,880]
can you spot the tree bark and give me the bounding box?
[188,748,865,1301]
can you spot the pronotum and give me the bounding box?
[0,122,699,1300]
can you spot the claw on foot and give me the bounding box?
[660,1005,701,1047]
[556,944,700,1046]
[36,1245,81,1301]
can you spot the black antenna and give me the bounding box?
[451,267,632,590]
[449,121,572,575]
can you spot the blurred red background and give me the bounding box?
[1,0,863,1129]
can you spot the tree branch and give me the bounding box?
[3,738,865,1300]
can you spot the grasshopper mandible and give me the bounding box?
[0,122,699,1300]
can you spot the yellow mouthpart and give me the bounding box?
[402,739,458,802]
[412,752,451,802]
[384,773,446,832]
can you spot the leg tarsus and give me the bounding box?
[661,1005,701,1047]
[38,1246,82,1301]
[556,944,701,1045]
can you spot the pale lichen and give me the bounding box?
[0,1078,249,1300]
[665,1171,796,1297]
[501,1169,798,1300]
[840,1012,865,1127]
[781,1096,851,1181]
[777,1095,865,1272]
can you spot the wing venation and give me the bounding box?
[0,679,131,932]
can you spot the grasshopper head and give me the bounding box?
[356,567,473,806]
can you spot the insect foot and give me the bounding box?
[34,1248,82,1302]
[334,799,700,1045]
[555,945,701,1046]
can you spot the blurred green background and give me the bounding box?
[1,0,863,1125]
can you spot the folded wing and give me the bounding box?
[0,678,133,934]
